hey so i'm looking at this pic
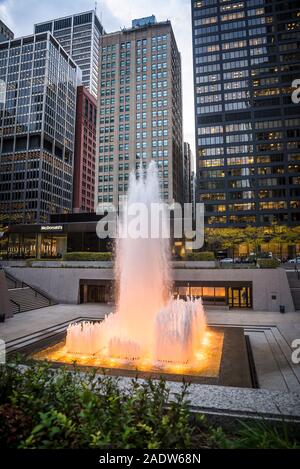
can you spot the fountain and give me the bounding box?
[65,163,207,366]
[33,162,228,380]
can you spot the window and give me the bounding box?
[194,16,218,26]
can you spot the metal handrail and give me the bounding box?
[3,270,21,288]
[4,269,52,305]
[10,298,21,314]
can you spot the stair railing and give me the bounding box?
[10,299,21,314]
[3,269,53,306]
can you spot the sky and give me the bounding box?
[0,0,196,166]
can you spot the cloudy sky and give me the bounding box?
[0,0,195,165]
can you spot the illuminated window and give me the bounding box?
[222,41,247,50]
[229,203,255,211]
[227,156,254,165]
[214,288,226,298]
[201,159,224,167]
[194,16,218,26]
[202,193,226,201]
[202,287,215,297]
[221,3,244,12]
[190,287,203,296]
[221,12,245,21]
[207,216,227,225]
[259,201,287,210]
[198,126,223,135]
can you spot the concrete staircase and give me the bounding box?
[4,271,56,314]
[287,271,300,311]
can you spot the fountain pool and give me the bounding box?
[31,163,227,381]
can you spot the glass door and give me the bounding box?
[228,287,252,308]
[87,286,106,303]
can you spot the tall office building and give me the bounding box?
[95,16,183,208]
[34,10,104,98]
[183,141,192,203]
[73,85,97,213]
[192,0,300,227]
[0,32,79,224]
[0,19,14,42]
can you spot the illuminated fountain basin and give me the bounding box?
[62,297,209,365]
[33,163,227,381]
[32,297,224,380]
[33,325,224,379]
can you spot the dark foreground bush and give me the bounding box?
[0,362,210,449]
[0,362,299,449]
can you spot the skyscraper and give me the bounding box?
[34,11,104,98]
[95,16,183,208]
[183,142,192,204]
[0,19,14,43]
[0,32,79,224]
[192,0,300,228]
[73,85,97,213]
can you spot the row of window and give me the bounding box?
[198,120,300,135]
[201,189,300,202]
[101,35,168,55]
[204,201,298,213]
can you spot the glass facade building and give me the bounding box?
[34,11,104,99]
[96,18,183,207]
[183,141,192,204]
[192,0,300,227]
[0,19,14,43]
[0,32,78,224]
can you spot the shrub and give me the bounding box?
[257,258,280,269]
[186,251,215,261]
[0,362,207,449]
[212,421,300,449]
[63,252,112,262]
[0,362,299,449]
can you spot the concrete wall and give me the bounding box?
[0,271,13,319]
[173,261,216,269]
[2,260,214,269]
[6,267,295,312]
[6,268,113,304]
[173,268,295,313]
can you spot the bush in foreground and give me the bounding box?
[0,362,299,449]
[0,362,209,449]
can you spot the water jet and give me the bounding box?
[29,163,252,387]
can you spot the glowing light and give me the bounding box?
[33,163,224,379]
[33,329,224,378]
[202,337,210,346]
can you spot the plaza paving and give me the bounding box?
[1,304,300,393]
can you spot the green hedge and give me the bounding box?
[1,361,299,449]
[186,251,215,261]
[63,252,112,261]
[0,362,204,449]
[257,258,280,269]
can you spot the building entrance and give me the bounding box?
[228,286,252,309]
